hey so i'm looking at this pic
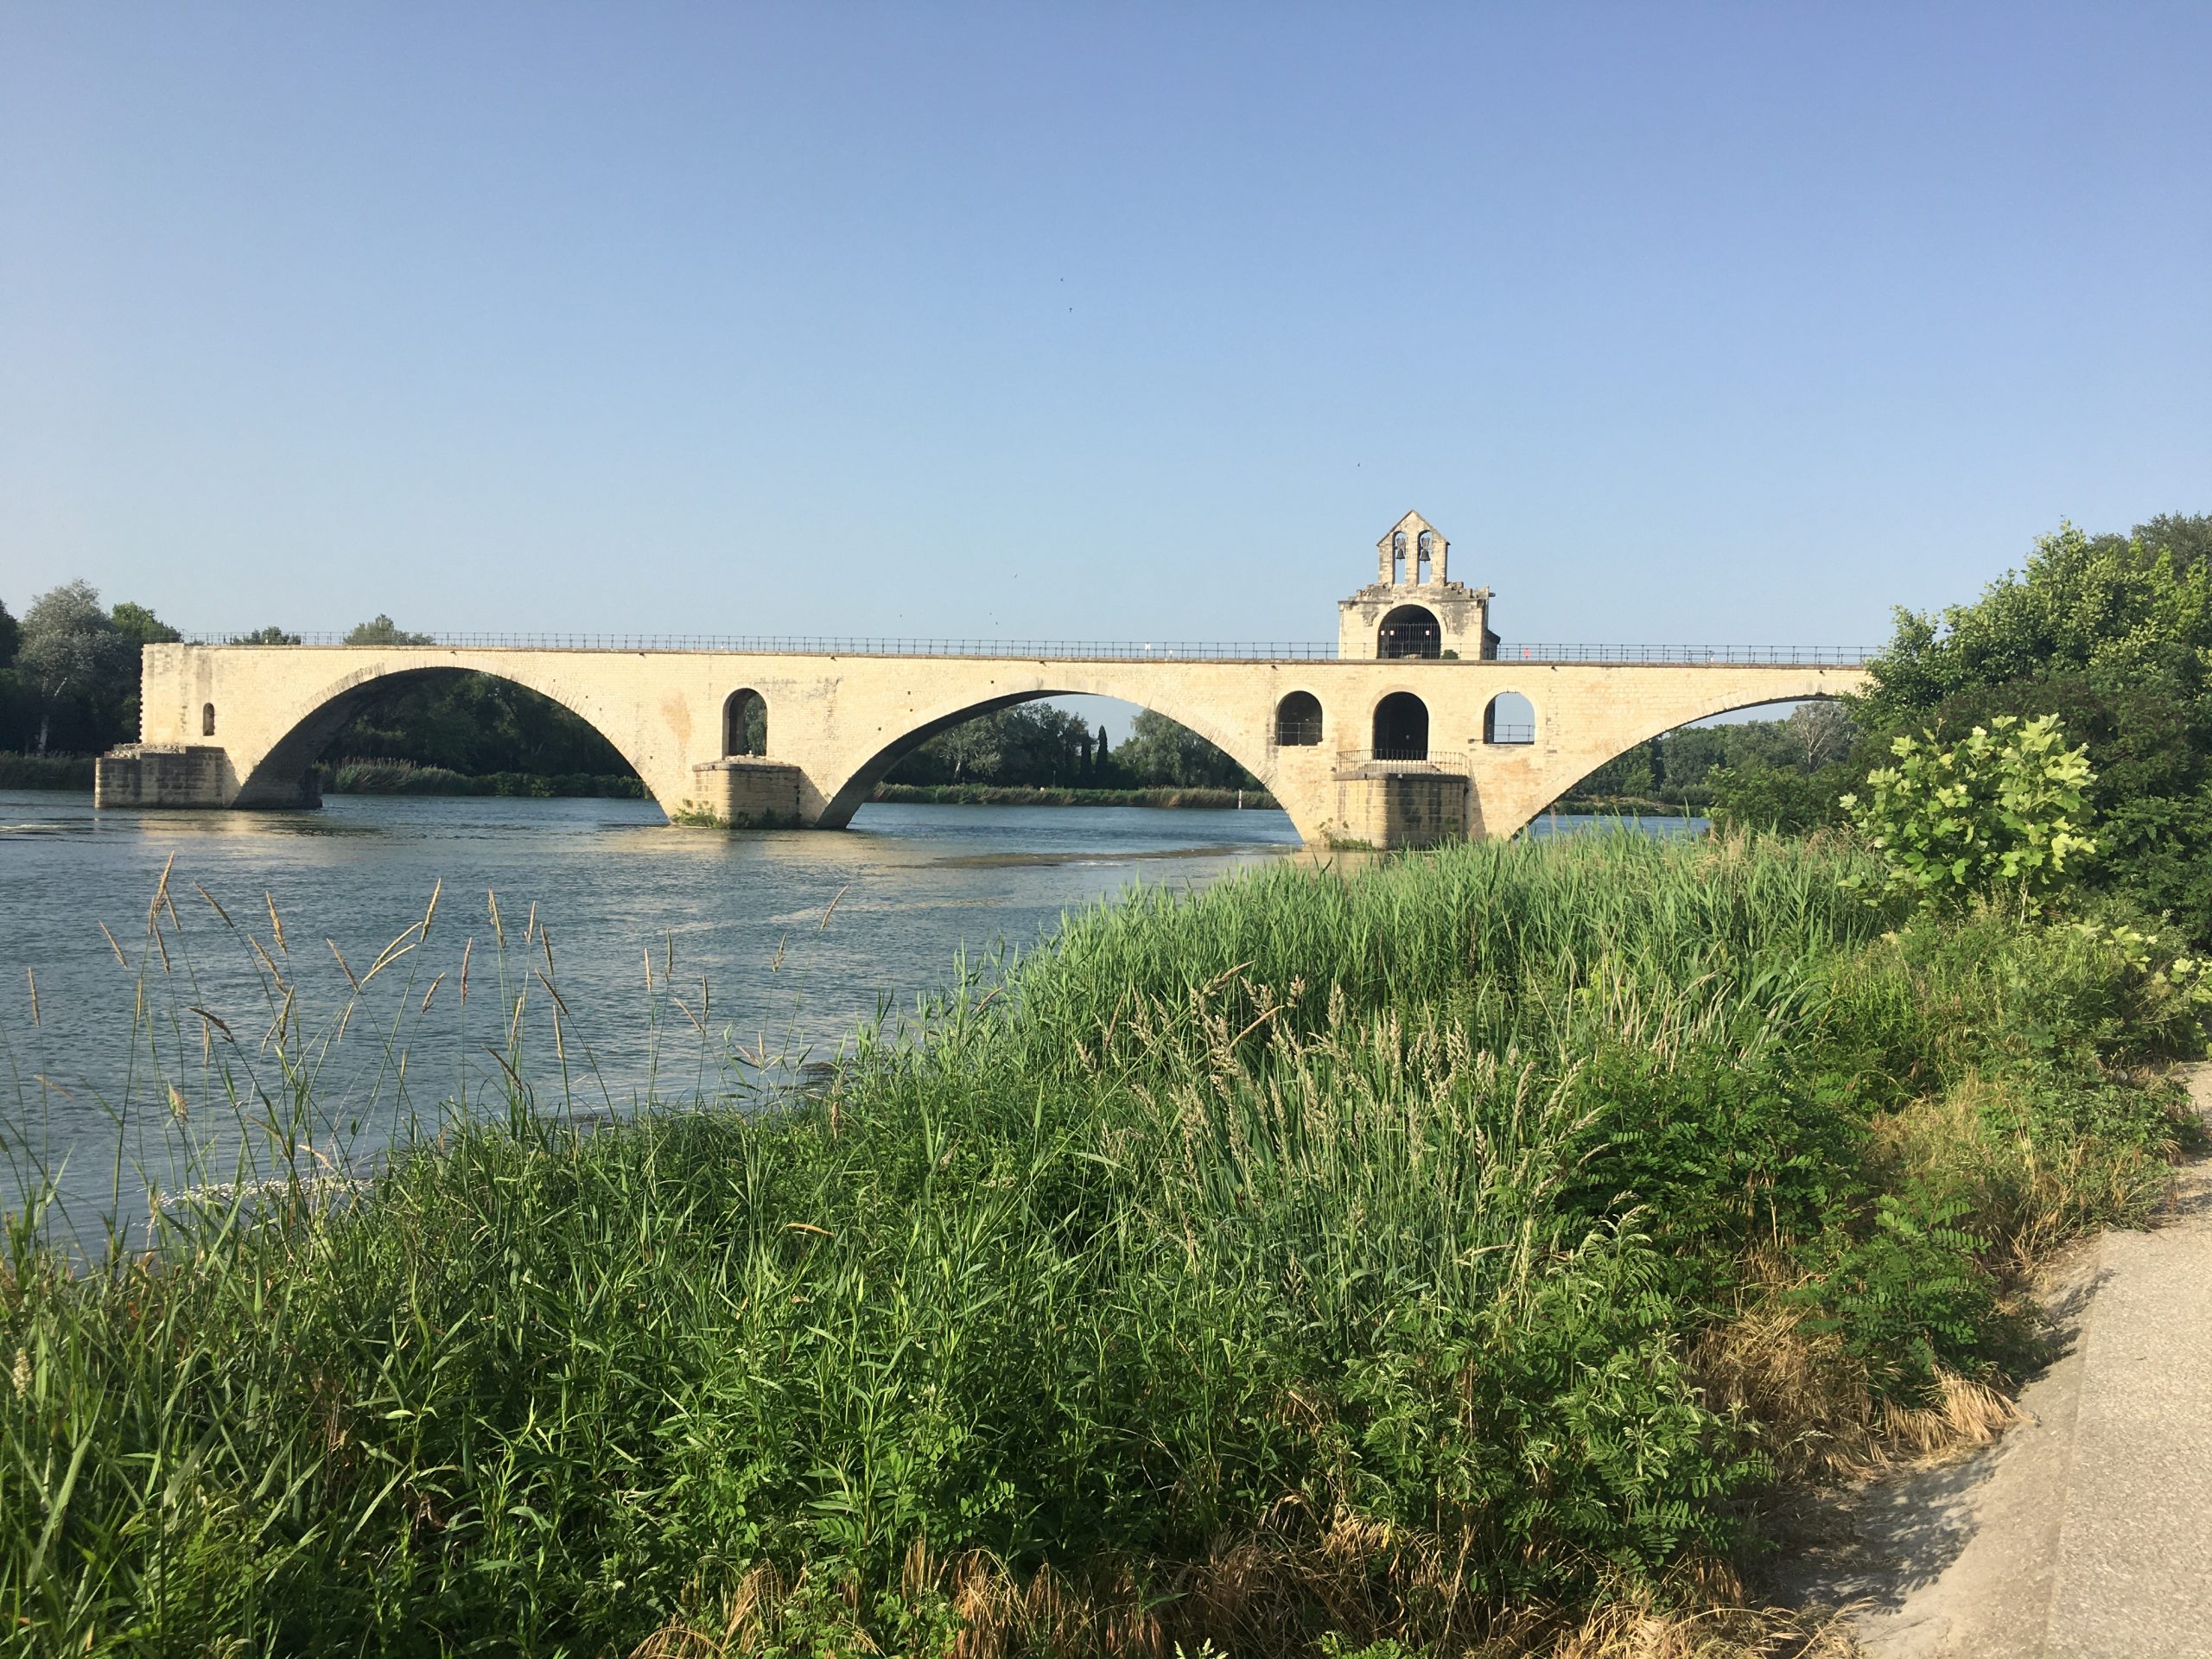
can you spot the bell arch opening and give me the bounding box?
[1377,605,1441,660]
[723,689,768,756]
[1372,692,1429,760]
[1274,691,1323,747]
[1484,691,1535,745]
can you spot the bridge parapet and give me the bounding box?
[169,632,1875,667]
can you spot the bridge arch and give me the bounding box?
[231,659,663,815]
[723,689,767,756]
[1503,688,1858,836]
[811,674,1306,839]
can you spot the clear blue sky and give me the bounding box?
[5,3,2207,652]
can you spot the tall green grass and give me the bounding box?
[1,833,2202,1656]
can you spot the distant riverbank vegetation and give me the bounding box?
[0,754,95,791]
[4,825,2203,1654]
[1556,699,1858,821]
[872,782,1279,810]
[880,704,1265,797]
[323,758,649,798]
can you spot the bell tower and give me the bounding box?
[1338,510,1497,660]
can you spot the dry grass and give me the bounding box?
[1692,1257,2020,1484]
[627,1541,1862,1659]
[1541,1593,1858,1659]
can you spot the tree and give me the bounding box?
[936,720,1002,784]
[231,626,302,645]
[327,671,633,779]
[110,602,181,645]
[1789,701,1855,770]
[345,615,436,646]
[1108,709,1257,790]
[0,600,18,670]
[1707,762,1855,834]
[1856,517,2212,935]
[2129,512,2212,577]
[17,581,133,753]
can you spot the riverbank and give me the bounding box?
[3,833,2203,1654]
[1548,792,1707,817]
[871,780,1279,810]
[323,757,646,797]
[0,754,94,789]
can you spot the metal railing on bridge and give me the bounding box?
[1332,748,1473,775]
[181,631,1876,667]
[1489,643,1872,666]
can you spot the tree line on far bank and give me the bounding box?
[0,582,185,757]
[883,704,1260,793]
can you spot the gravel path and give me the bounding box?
[1779,1066,2212,1658]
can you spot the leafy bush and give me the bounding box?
[1802,1185,2007,1405]
[1842,714,2096,909]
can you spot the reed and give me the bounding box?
[1,832,2202,1656]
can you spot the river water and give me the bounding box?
[0,791,1698,1226]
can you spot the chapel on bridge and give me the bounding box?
[1337,510,1499,661]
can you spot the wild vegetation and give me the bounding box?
[1568,513,2212,874]
[325,758,648,799]
[3,825,2202,1656]
[1853,515,2212,939]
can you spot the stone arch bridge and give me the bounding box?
[99,638,1866,848]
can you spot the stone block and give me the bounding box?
[93,746,243,808]
[690,759,804,826]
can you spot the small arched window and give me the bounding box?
[1484,692,1535,745]
[723,689,767,756]
[1274,691,1323,747]
[201,702,217,737]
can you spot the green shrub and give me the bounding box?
[1843,714,2096,909]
